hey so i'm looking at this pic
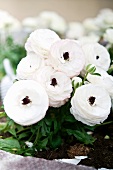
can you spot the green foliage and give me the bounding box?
[0,36,26,79]
[0,102,96,156]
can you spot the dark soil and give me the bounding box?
[35,114,113,169]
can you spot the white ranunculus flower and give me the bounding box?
[38,11,67,35]
[70,84,111,126]
[25,29,60,57]
[22,17,39,32]
[103,28,113,44]
[3,80,49,126]
[82,43,110,71]
[87,67,113,97]
[95,9,113,30]
[49,39,85,78]
[0,10,21,32]
[16,52,45,80]
[35,66,72,107]
[83,18,99,33]
[66,22,85,39]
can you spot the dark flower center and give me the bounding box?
[88,96,96,106]
[63,52,69,60]
[50,78,57,86]
[22,96,31,105]
[96,56,99,60]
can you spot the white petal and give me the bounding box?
[3,80,49,126]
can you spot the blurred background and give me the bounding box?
[0,0,113,21]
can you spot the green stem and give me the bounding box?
[96,121,113,127]
[17,127,31,134]
[34,127,40,145]
[82,72,88,85]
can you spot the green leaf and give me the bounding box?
[18,132,30,140]
[65,114,77,123]
[8,129,17,138]
[0,123,7,131]
[0,112,6,118]
[73,130,96,145]
[37,137,48,149]
[91,73,101,76]
[0,138,20,149]
[50,135,62,149]
[66,129,76,135]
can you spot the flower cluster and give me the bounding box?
[1,27,113,154]
[4,28,112,127]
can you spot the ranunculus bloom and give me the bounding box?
[87,67,113,97]
[70,84,111,126]
[83,18,99,33]
[3,80,49,126]
[82,43,110,71]
[35,66,72,107]
[95,9,113,30]
[66,22,85,39]
[104,28,113,44]
[38,11,67,35]
[25,29,60,57]
[49,39,85,78]
[16,52,44,80]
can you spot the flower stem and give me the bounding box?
[34,127,40,145]
[82,72,88,85]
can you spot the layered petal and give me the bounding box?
[49,39,85,78]
[3,80,49,126]
[70,84,111,126]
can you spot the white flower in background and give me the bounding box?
[16,52,45,80]
[3,80,49,126]
[66,22,85,39]
[87,67,113,97]
[22,17,39,32]
[103,28,113,44]
[78,34,99,46]
[35,66,72,107]
[70,84,111,126]
[0,10,21,32]
[25,28,60,57]
[83,18,99,34]
[99,8,113,15]
[95,9,113,30]
[49,39,85,78]
[82,43,110,71]
[38,11,67,35]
